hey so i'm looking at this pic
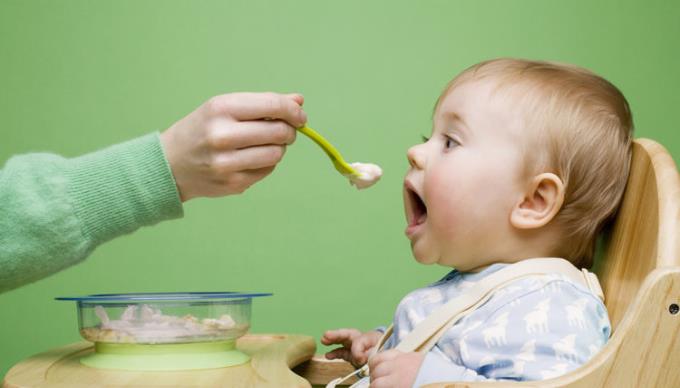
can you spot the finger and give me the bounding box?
[321,329,361,347]
[351,338,373,364]
[214,145,286,172]
[321,329,344,345]
[210,120,296,149]
[335,329,362,348]
[240,166,276,183]
[324,348,351,361]
[209,92,307,128]
[354,336,376,353]
[352,352,368,366]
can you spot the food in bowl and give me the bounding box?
[57,292,271,344]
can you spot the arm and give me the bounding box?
[0,92,307,293]
[0,133,182,293]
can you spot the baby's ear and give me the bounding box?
[510,173,565,230]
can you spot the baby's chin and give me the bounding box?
[411,246,462,268]
[410,245,440,265]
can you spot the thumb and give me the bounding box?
[352,337,372,362]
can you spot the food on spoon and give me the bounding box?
[347,162,383,189]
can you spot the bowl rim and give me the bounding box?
[55,291,273,302]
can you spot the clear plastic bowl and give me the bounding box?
[56,292,272,345]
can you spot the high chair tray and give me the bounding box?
[3,334,316,388]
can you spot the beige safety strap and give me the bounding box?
[326,258,604,388]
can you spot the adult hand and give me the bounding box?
[160,92,307,201]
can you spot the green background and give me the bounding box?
[1,0,679,379]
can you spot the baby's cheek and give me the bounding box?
[429,200,467,243]
[426,188,458,230]
[429,186,499,252]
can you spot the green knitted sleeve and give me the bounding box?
[0,133,183,293]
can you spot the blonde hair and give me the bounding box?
[438,58,633,268]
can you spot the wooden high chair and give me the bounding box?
[296,138,680,388]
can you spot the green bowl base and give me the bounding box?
[80,340,250,371]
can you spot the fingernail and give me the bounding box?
[299,110,308,126]
[291,93,304,104]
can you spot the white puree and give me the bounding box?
[348,162,382,189]
[89,304,236,342]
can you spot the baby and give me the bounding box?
[322,58,633,387]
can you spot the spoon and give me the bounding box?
[296,125,383,189]
[297,125,360,177]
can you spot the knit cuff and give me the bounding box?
[64,132,183,244]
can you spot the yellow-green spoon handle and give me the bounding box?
[297,126,359,176]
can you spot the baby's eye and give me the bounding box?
[444,135,460,150]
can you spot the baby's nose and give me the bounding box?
[407,145,426,169]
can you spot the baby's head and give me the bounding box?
[403,58,632,271]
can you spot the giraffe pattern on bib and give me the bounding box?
[375,262,611,386]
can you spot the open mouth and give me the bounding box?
[405,183,428,227]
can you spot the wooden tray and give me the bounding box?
[3,334,316,388]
